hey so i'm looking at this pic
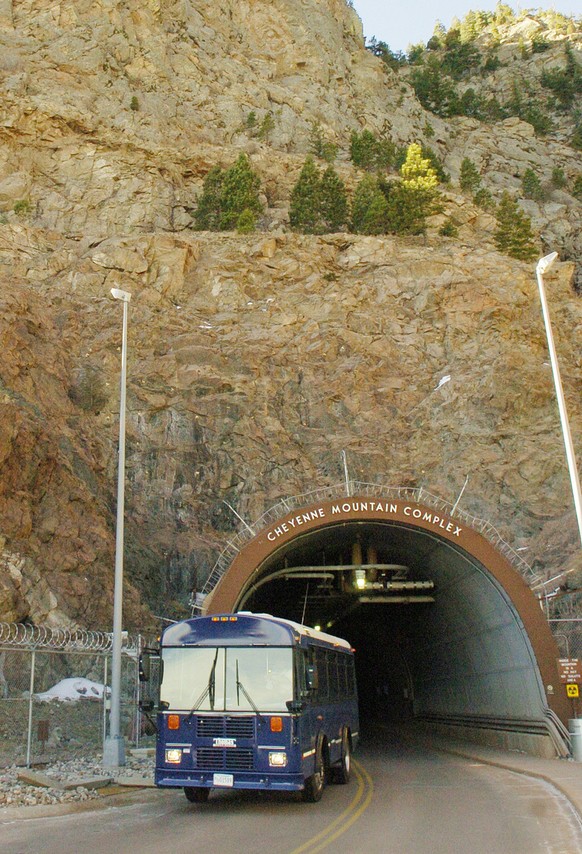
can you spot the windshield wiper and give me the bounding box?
[235,659,265,722]
[187,649,219,717]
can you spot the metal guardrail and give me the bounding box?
[194,482,540,612]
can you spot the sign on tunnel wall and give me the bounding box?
[265,499,463,544]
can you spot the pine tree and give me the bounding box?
[192,166,225,231]
[350,130,378,170]
[351,174,388,234]
[219,154,263,230]
[494,192,538,261]
[389,143,441,234]
[319,166,348,232]
[289,157,322,234]
[258,112,275,141]
[460,157,482,193]
[236,209,256,234]
[521,168,544,201]
[309,121,337,163]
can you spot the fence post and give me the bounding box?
[25,648,36,768]
[135,635,142,749]
[102,655,108,753]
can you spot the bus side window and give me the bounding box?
[298,649,316,699]
[315,648,328,702]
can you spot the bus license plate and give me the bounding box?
[213,773,234,787]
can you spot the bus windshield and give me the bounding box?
[161,647,293,712]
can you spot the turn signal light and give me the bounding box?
[270,716,283,732]
[167,714,180,730]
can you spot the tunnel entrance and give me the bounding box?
[203,493,570,757]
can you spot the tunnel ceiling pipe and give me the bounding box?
[535,251,582,547]
[358,595,435,604]
[279,563,410,574]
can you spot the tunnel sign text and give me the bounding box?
[265,501,463,542]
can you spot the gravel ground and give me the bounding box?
[0,753,155,809]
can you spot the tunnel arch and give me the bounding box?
[203,491,570,757]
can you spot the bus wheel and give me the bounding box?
[303,742,325,803]
[333,730,351,785]
[184,786,210,803]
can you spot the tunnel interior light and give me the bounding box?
[313,624,321,631]
[355,569,366,590]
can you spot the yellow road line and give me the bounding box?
[288,760,374,854]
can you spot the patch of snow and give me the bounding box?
[35,678,110,703]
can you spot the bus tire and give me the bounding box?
[303,741,326,803]
[184,786,210,803]
[333,730,351,784]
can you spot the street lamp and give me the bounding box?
[535,253,582,546]
[103,287,132,767]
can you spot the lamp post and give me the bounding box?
[535,253,582,546]
[103,287,131,767]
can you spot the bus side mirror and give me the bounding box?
[305,664,316,692]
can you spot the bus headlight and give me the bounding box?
[268,751,287,767]
[165,748,183,764]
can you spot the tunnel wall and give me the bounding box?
[408,549,563,756]
[204,495,570,755]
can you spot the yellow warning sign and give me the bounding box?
[567,684,579,698]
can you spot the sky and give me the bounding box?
[351,1,582,53]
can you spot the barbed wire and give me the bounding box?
[0,623,145,653]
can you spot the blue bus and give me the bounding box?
[146,612,359,803]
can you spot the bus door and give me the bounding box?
[293,647,317,771]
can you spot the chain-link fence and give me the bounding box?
[0,624,155,768]
[549,619,582,660]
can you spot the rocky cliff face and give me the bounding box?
[0,1,580,628]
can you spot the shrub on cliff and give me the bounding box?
[320,166,349,232]
[350,130,395,171]
[540,44,582,113]
[351,174,388,234]
[386,143,442,235]
[219,154,263,230]
[192,166,224,231]
[289,158,348,234]
[521,168,546,202]
[494,192,538,261]
[192,155,263,232]
[459,157,481,193]
[309,121,337,163]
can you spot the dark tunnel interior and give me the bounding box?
[237,520,551,733]
[239,521,462,726]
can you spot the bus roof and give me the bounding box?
[161,612,353,651]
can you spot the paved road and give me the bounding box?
[3,730,582,854]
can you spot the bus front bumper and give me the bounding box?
[156,769,305,792]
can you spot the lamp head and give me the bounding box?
[111,288,132,302]
[536,252,558,275]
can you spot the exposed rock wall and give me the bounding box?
[0,1,580,627]
[0,223,580,627]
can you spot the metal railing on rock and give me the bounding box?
[194,482,540,612]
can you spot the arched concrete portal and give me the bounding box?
[204,495,570,757]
